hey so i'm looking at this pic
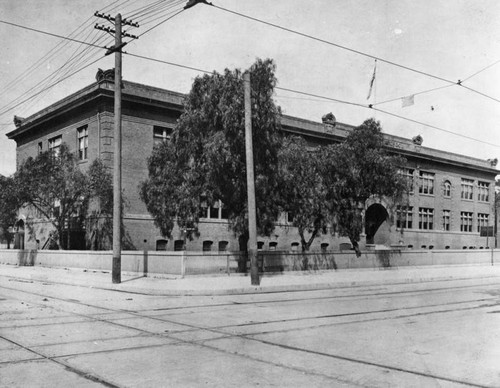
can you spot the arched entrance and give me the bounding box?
[13,219,25,249]
[365,204,390,246]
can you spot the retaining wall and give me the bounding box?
[0,248,497,277]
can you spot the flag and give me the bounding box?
[366,60,377,100]
[402,95,415,107]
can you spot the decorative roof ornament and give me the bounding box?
[96,68,115,83]
[412,135,423,145]
[13,115,24,128]
[487,158,498,167]
[322,112,336,132]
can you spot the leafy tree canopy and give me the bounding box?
[14,146,119,250]
[322,118,407,255]
[15,144,89,248]
[278,136,331,251]
[141,58,283,242]
[0,175,19,247]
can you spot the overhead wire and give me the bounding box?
[0,0,178,127]
[135,1,185,26]
[0,30,111,117]
[122,51,500,149]
[211,4,500,107]
[0,56,105,120]
[0,19,106,50]
[135,7,185,38]
[370,84,454,107]
[210,4,455,85]
[0,0,128,94]
[130,0,183,22]
[3,1,498,150]
[462,58,500,82]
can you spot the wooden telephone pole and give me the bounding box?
[95,12,138,284]
[244,72,260,286]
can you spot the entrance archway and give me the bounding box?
[365,204,390,245]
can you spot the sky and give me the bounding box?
[1,0,500,176]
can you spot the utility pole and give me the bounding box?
[244,72,260,286]
[95,12,138,284]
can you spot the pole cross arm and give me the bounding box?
[184,0,213,10]
[105,42,128,56]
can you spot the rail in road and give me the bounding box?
[0,275,499,387]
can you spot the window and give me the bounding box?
[477,182,489,202]
[77,126,88,160]
[286,212,295,224]
[291,242,300,251]
[320,243,329,252]
[269,242,278,251]
[442,210,450,231]
[396,206,413,229]
[419,171,434,195]
[38,142,43,155]
[461,178,474,200]
[200,199,228,220]
[174,240,185,251]
[443,180,451,197]
[418,207,434,230]
[477,213,489,233]
[209,204,219,219]
[153,126,172,146]
[218,241,228,252]
[48,135,62,157]
[156,239,168,251]
[400,168,414,192]
[202,240,213,252]
[257,241,264,250]
[460,212,473,232]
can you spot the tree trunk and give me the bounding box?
[350,237,362,257]
[238,232,249,273]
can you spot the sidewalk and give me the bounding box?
[1,263,500,296]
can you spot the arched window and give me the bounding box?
[443,180,451,197]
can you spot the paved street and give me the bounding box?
[1,268,499,387]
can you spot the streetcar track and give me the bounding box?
[0,279,497,387]
[0,334,120,387]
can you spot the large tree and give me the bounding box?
[15,144,89,249]
[0,175,19,248]
[86,159,114,250]
[141,58,283,248]
[322,118,407,256]
[278,136,331,251]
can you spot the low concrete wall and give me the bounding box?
[0,248,497,276]
[260,249,497,272]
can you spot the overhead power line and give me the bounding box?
[0,19,107,49]
[462,58,500,82]
[0,56,105,119]
[136,7,185,38]
[211,4,500,106]
[122,51,500,149]
[210,4,455,85]
[371,85,454,107]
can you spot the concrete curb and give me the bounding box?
[3,265,500,296]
